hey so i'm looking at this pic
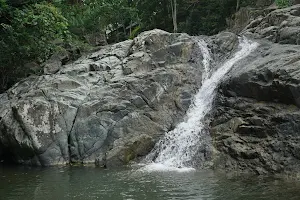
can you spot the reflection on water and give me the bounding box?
[1,164,300,200]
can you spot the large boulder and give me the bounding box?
[0,29,227,166]
[210,5,300,176]
[211,38,300,175]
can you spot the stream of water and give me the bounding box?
[142,38,259,172]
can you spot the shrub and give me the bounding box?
[10,2,70,61]
[0,1,70,91]
[275,0,291,8]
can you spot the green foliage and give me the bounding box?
[58,0,137,41]
[275,0,291,8]
[11,3,69,60]
[135,0,171,31]
[0,0,8,14]
[135,0,241,36]
[0,1,70,91]
[181,0,232,35]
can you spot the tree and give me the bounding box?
[170,0,177,32]
[58,0,138,41]
[0,1,70,92]
[236,0,240,11]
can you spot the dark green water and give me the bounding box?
[1,165,300,200]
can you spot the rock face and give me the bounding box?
[229,4,300,45]
[211,5,300,175]
[242,4,300,44]
[0,29,223,166]
[2,5,300,177]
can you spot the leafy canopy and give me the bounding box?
[0,1,70,90]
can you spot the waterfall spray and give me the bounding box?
[142,37,259,172]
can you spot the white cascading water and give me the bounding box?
[196,39,213,80]
[141,37,259,172]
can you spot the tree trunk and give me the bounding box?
[170,0,178,33]
[236,0,240,11]
[129,20,132,36]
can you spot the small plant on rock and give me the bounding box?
[275,0,291,8]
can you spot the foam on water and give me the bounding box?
[141,37,259,172]
[139,163,196,173]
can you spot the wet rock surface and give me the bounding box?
[0,29,231,166]
[209,5,300,176]
[211,39,300,175]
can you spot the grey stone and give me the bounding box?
[0,29,222,166]
[84,32,107,46]
[241,5,300,45]
[210,38,300,175]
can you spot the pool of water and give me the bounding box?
[1,165,300,200]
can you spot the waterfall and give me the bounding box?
[141,37,259,172]
[196,39,213,80]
